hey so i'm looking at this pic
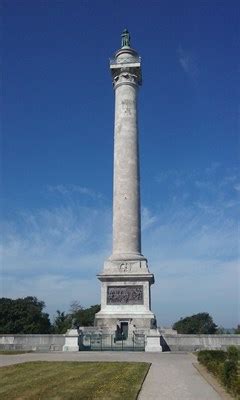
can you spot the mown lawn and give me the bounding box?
[0,361,150,400]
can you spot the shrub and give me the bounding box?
[222,359,237,388]
[232,377,240,398]
[227,345,240,363]
[198,350,227,365]
[198,347,240,398]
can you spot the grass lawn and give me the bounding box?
[0,361,150,400]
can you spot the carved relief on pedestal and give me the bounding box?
[107,285,143,305]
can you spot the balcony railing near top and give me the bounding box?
[110,56,141,65]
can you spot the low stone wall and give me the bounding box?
[161,334,240,352]
[0,333,239,352]
[0,335,65,352]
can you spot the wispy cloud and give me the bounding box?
[234,183,240,192]
[143,199,239,327]
[1,205,111,277]
[177,45,199,80]
[142,206,158,231]
[205,162,221,175]
[1,164,239,326]
[155,163,240,213]
[3,275,99,317]
[47,184,103,199]
[150,163,239,326]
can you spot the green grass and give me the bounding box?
[0,361,150,400]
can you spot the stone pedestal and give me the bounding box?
[145,329,162,352]
[63,329,79,352]
[95,259,155,331]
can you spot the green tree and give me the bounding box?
[71,304,100,327]
[52,310,72,334]
[234,325,240,334]
[52,303,101,331]
[69,300,83,315]
[216,326,227,334]
[0,297,51,334]
[173,312,218,334]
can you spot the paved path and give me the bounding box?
[0,352,221,400]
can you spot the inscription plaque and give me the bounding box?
[107,285,143,305]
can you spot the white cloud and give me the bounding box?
[144,165,239,327]
[1,205,111,276]
[152,259,239,328]
[142,206,158,230]
[143,204,239,328]
[234,183,240,192]
[1,165,239,327]
[47,184,102,199]
[177,45,199,79]
[2,274,99,319]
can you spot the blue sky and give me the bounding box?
[1,0,239,328]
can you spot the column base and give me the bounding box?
[95,312,155,331]
[109,252,146,261]
[101,258,153,277]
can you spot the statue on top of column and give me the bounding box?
[121,29,131,47]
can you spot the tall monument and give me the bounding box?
[95,30,156,336]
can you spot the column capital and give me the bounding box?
[110,47,142,87]
[112,68,140,89]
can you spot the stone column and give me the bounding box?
[95,32,156,332]
[110,47,143,261]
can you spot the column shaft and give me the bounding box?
[111,77,142,259]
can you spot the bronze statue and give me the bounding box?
[121,29,130,47]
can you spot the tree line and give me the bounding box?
[0,297,100,334]
[0,297,239,335]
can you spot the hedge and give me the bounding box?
[197,346,240,399]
